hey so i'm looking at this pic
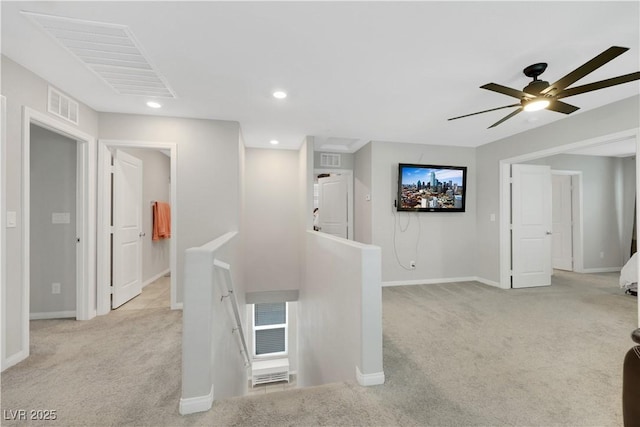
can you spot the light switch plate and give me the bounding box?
[52,212,70,224]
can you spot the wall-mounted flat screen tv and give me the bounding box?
[397,163,467,212]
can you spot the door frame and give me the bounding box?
[97,139,178,314]
[499,128,639,290]
[18,107,95,366]
[314,169,353,240]
[1,96,6,370]
[551,170,583,272]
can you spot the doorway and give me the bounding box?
[313,169,353,240]
[551,171,582,272]
[12,107,95,370]
[97,140,178,315]
[29,124,79,319]
[500,129,639,291]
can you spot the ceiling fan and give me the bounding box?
[448,46,640,128]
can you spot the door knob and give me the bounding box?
[545,231,552,235]
[139,232,146,237]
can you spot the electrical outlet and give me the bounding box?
[410,260,416,269]
[52,283,61,294]
[600,251,605,259]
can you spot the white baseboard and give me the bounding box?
[383,276,508,289]
[382,276,477,287]
[2,348,29,372]
[29,310,76,320]
[356,366,385,386]
[579,267,622,273]
[142,268,171,288]
[474,276,506,289]
[179,385,214,415]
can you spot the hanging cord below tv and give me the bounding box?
[392,208,421,271]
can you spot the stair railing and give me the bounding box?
[214,259,251,368]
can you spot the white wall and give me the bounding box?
[476,96,640,283]
[294,136,313,377]
[354,142,373,244]
[241,146,303,372]
[29,125,77,316]
[1,56,99,363]
[98,113,241,304]
[121,148,171,285]
[299,137,314,234]
[242,148,301,293]
[237,131,247,302]
[298,231,383,387]
[181,232,247,412]
[525,153,635,269]
[370,141,477,284]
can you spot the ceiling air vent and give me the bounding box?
[320,153,341,168]
[48,86,79,125]
[22,11,176,99]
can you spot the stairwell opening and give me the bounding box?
[245,296,298,395]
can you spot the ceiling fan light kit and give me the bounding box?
[523,99,550,112]
[448,46,640,128]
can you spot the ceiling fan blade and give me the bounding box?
[448,104,520,121]
[546,100,580,114]
[488,108,522,128]
[481,83,534,100]
[555,71,640,99]
[541,46,629,96]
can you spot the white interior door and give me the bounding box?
[512,164,552,288]
[318,175,348,239]
[552,174,573,271]
[112,150,143,308]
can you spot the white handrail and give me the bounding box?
[214,258,251,368]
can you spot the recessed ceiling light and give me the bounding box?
[272,91,287,99]
[146,101,162,108]
[270,140,279,145]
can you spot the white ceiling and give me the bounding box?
[2,1,639,152]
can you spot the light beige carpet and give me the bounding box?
[1,271,636,426]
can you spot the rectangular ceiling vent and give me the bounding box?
[48,86,79,125]
[22,11,176,99]
[320,153,341,168]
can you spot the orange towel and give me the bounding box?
[152,201,171,241]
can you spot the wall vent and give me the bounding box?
[320,153,341,168]
[251,358,290,387]
[48,86,79,125]
[23,11,176,99]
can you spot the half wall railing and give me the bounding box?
[180,231,249,415]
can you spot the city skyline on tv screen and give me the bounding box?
[399,165,465,211]
[401,167,464,187]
